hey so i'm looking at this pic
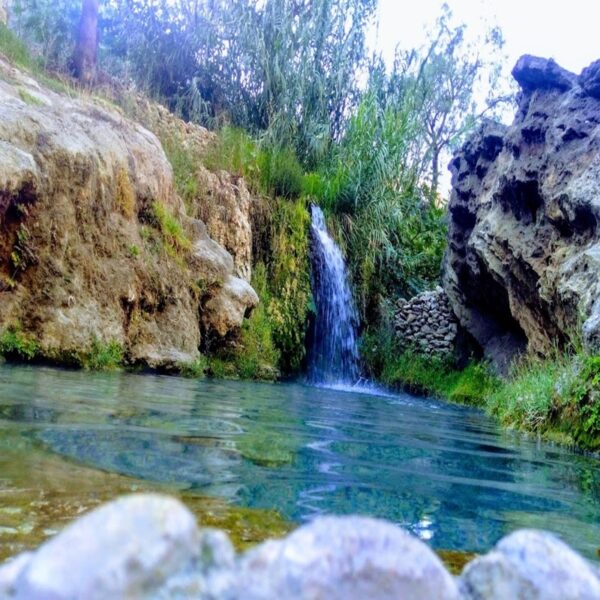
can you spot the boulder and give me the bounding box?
[460,529,600,600]
[0,57,258,369]
[444,56,600,370]
[579,59,600,99]
[512,55,576,93]
[11,494,200,600]
[231,516,461,600]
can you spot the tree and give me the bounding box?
[72,0,99,84]
[396,4,511,199]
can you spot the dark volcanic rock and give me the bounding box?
[444,56,600,371]
[580,59,600,99]
[512,55,576,93]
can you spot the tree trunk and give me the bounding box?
[430,147,440,201]
[72,0,99,84]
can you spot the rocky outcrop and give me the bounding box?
[444,55,600,371]
[193,168,254,282]
[2,494,600,599]
[394,288,458,356]
[0,57,257,369]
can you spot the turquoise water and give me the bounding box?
[1,363,600,559]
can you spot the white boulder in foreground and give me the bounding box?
[1,494,599,599]
[460,529,600,600]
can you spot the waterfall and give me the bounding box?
[308,205,360,386]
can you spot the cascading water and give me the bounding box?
[308,205,360,386]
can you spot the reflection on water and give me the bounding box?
[1,363,600,560]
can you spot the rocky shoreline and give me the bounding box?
[1,494,599,599]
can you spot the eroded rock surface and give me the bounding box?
[444,55,600,370]
[0,58,257,369]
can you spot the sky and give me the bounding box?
[376,0,600,76]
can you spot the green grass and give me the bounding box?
[200,264,281,382]
[0,328,40,361]
[80,339,124,371]
[178,355,208,378]
[18,88,43,106]
[0,24,33,69]
[380,349,498,407]
[488,352,600,450]
[151,201,191,254]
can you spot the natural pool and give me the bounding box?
[1,363,599,564]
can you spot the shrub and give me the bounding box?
[80,339,123,370]
[178,355,208,378]
[0,24,33,69]
[0,328,40,361]
[258,146,304,200]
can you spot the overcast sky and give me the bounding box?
[376,0,600,75]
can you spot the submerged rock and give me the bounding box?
[444,55,600,370]
[460,529,600,600]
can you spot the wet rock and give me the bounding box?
[460,529,600,600]
[232,516,461,600]
[12,494,200,600]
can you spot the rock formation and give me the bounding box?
[394,288,458,356]
[0,57,258,370]
[2,493,599,599]
[444,55,600,371]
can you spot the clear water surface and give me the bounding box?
[1,363,600,560]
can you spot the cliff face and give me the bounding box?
[444,56,600,371]
[0,57,258,369]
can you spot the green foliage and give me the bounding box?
[151,201,191,254]
[80,339,123,371]
[17,87,43,105]
[201,126,261,190]
[267,199,312,372]
[0,23,33,68]
[178,355,208,378]
[567,356,600,449]
[362,322,497,406]
[9,0,80,71]
[258,146,304,200]
[487,352,600,450]
[203,264,280,381]
[0,328,40,361]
